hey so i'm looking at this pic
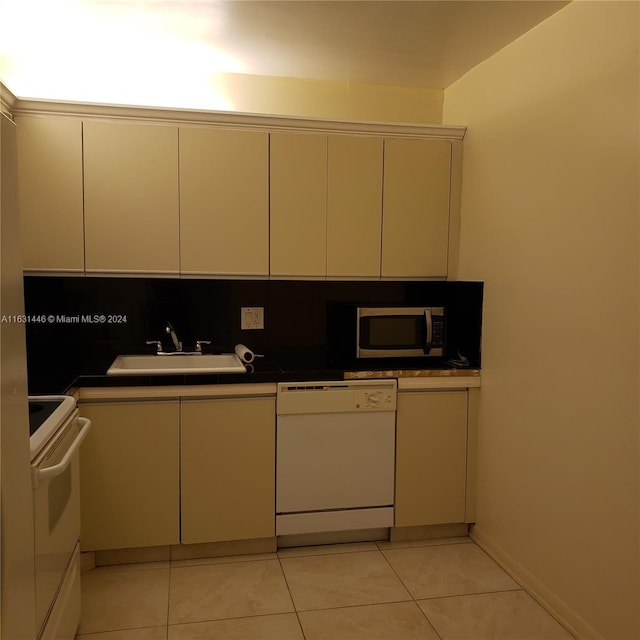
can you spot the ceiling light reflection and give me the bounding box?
[0,0,243,110]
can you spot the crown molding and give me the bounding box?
[10,96,466,140]
[0,82,17,117]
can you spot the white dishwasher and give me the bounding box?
[276,379,397,536]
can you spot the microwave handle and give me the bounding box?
[424,309,433,353]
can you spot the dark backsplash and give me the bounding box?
[23,276,483,384]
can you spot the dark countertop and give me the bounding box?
[28,348,479,395]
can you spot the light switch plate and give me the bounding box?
[241,307,264,330]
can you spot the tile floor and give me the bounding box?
[75,537,574,640]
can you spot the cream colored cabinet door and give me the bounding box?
[15,115,84,272]
[79,401,180,550]
[181,397,275,544]
[382,138,451,278]
[83,120,179,274]
[179,127,269,276]
[327,135,383,278]
[270,132,327,277]
[395,390,467,526]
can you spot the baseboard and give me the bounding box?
[94,545,170,566]
[171,537,277,561]
[80,551,96,572]
[278,527,389,549]
[471,525,604,640]
[93,538,277,565]
[391,522,468,542]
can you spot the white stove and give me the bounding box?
[28,395,91,640]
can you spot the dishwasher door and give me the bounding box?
[276,380,397,536]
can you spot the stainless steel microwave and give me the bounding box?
[356,306,445,358]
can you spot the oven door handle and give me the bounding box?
[33,417,92,486]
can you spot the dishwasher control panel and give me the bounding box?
[277,380,397,415]
[354,390,395,410]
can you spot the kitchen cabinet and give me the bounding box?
[270,132,327,277]
[78,401,180,550]
[382,138,452,278]
[15,115,84,272]
[179,127,269,277]
[15,108,461,279]
[271,133,450,279]
[395,390,468,526]
[327,135,383,278]
[83,120,179,274]
[181,397,275,544]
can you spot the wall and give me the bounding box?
[443,2,639,639]
[213,73,443,123]
[3,71,443,124]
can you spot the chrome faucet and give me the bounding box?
[195,340,211,353]
[146,323,210,355]
[165,322,182,352]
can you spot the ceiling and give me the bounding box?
[0,0,570,108]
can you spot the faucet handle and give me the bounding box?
[146,340,162,354]
[195,340,212,353]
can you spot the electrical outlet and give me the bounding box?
[241,307,264,330]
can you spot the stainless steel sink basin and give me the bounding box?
[107,354,246,375]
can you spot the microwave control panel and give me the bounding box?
[431,315,445,353]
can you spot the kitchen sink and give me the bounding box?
[107,354,246,375]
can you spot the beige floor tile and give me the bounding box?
[77,567,170,634]
[299,601,440,640]
[171,552,277,568]
[77,626,167,640]
[281,550,411,611]
[168,559,294,625]
[418,590,575,640]
[278,541,379,558]
[377,537,472,550]
[383,542,519,599]
[168,613,304,640]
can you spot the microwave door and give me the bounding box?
[424,310,432,354]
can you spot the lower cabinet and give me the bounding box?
[395,390,468,527]
[78,385,473,551]
[78,401,180,551]
[180,397,275,544]
[79,395,275,551]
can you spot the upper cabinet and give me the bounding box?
[15,110,463,280]
[271,132,385,279]
[327,135,383,278]
[83,120,180,274]
[179,127,269,277]
[15,115,84,273]
[382,138,452,279]
[270,132,328,277]
[270,133,453,279]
